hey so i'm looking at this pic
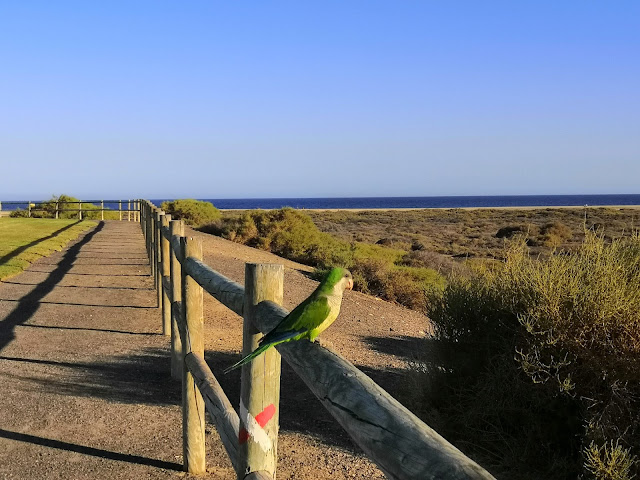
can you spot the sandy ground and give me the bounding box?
[0,221,430,479]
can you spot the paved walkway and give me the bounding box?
[0,221,212,479]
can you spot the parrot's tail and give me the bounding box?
[223,343,273,374]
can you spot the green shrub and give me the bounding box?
[9,208,28,218]
[424,234,640,478]
[161,199,221,226]
[208,208,445,312]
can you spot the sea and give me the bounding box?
[2,195,639,211]
[150,194,640,210]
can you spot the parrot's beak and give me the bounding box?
[346,278,354,290]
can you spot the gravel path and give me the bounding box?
[0,221,431,479]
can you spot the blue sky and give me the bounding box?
[1,1,638,199]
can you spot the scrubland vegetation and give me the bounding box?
[424,233,640,479]
[201,205,640,479]
[308,207,639,259]
[202,208,445,311]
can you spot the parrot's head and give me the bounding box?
[325,267,353,293]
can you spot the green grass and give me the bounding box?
[0,218,97,280]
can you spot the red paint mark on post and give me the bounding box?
[239,403,276,446]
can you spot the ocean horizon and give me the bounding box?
[2,194,640,212]
[150,194,640,210]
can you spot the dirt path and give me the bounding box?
[0,221,430,479]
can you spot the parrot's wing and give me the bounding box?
[271,296,331,333]
[258,328,307,346]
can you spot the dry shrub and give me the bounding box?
[495,223,540,239]
[536,221,573,248]
[425,233,640,479]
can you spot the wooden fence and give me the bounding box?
[0,200,139,221]
[140,199,495,480]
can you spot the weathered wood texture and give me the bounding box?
[172,301,184,344]
[155,211,162,309]
[169,220,184,381]
[181,237,206,474]
[239,264,283,479]
[183,257,244,316]
[161,214,171,336]
[251,301,495,480]
[185,352,241,472]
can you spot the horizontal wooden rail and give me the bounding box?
[183,257,244,316]
[0,199,136,204]
[27,208,137,212]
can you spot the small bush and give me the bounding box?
[496,224,540,239]
[161,199,221,226]
[536,221,573,248]
[9,208,28,218]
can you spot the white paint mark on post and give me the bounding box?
[239,400,273,452]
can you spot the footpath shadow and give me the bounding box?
[0,348,180,406]
[0,428,181,471]
[0,221,82,268]
[1,280,153,291]
[0,222,104,352]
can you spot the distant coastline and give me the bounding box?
[2,195,639,213]
[150,194,640,210]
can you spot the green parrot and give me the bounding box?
[224,267,353,373]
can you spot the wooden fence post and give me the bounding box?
[79,201,83,220]
[128,200,131,221]
[119,200,122,221]
[161,214,172,336]
[145,203,151,261]
[155,210,162,309]
[101,200,104,221]
[239,263,283,479]
[170,219,185,381]
[181,236,206,474]
[55,201,59,219]
[142,203,147,250]
[28,201,31,218]
[149,205,154,276]
[150,207,157,281]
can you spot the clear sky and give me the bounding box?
[1,1,638,200]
